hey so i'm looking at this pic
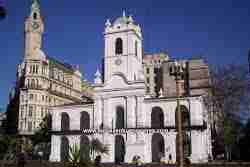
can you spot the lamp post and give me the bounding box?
[170,61,186,167]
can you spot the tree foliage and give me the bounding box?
[30,114,52,160]
[0,135,17,160]
[31,114,51,146]
[206,64,250,160]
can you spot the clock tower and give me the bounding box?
[24,0,44,60]
[103,12,144,83]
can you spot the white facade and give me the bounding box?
[50,13,212,163]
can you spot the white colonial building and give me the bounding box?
[49,12,212,163]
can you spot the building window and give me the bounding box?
[61,112,70,131]
[29,94,34,100]
[146,77,150,84]
[29,106,33,117]
[151,107,164,128]
[28,121,32,132]
[31,79,36,88]
[20,106,24,118]
[32,65,36,73]
[146,87,150,93]
[20,122,23,130]
[33,12,37,20]
[146,68,150,74]
[169,67,173,74]
[41,107,43,117]
[80,111,90,130]
[35,65,39,74]
[116,106,125,129]
[154,68,158,74]
[183,132,191,157]
[115,38,123,55]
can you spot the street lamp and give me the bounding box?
[170,61,186,167]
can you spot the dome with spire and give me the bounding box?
[113,11,134,26]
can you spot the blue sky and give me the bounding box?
[0,0,250,110]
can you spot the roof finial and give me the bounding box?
[31,0,40,12]
[123,10,126,17]
[94,69,102,84]
[105,19,111,27]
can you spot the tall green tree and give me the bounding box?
[31,114,51,145]
[0,135,17,160]
[205,64,250,160]
[31,114,52,160]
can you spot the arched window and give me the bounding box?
[115,38,123,54]
[80,111,90,130]
[175,105,190,129]
[60,136,69,162]
[61,112,70,131]
[151,107,164,128]
[183,132,191,158]
[80,135,90,162]
[151,133,165,162]
[116,106,125,129]
[47,113,52,130]
[182,106,190,128]
[33,12,37,20]
[115,135,126,164]
[135,41,138,57]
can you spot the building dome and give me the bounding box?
[112,11,134,26]
[113,16,130,25]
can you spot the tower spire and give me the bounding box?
[31,0,40,13]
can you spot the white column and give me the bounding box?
[70,112,81,130]
[50,135,61,162]
[144,133,152,163]
[103,98,111,129]
[168,132,177,162]
[52,111,61,131]
[94,97,102,129]
[137,96,145,128]
[190,131,202,163]
[127,96,135,128]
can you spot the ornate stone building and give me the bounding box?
[49,11,212,163]
[6,0,85,136]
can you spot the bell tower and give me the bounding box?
[24,0,44,60]
[103,12,143,83]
